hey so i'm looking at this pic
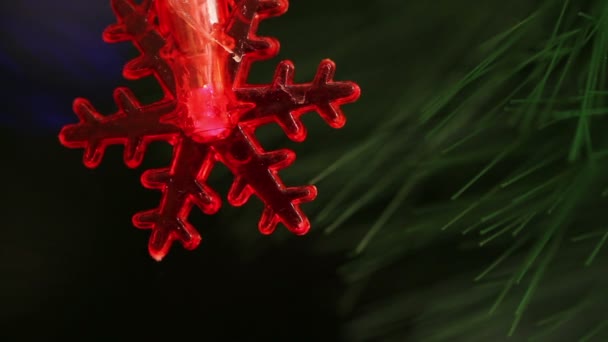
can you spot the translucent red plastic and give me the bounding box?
[59,0,360,261]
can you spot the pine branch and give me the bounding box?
[303,0,608,340]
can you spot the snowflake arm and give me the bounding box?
[59,88,179,168]
[59,0,180,169]
[134,137,221,261]
[103,0,175,94]
[235,59,361,142]
[224,0,287,82]
[215,127,317,235]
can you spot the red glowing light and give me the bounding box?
[59,0,360,260]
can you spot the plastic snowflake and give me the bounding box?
[59,0,360,261]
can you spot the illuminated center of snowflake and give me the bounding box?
[180,83,236,143]
[158,0,238,143]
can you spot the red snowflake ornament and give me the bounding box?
[59,0,360,261]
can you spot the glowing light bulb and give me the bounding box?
[156,0,237,143]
